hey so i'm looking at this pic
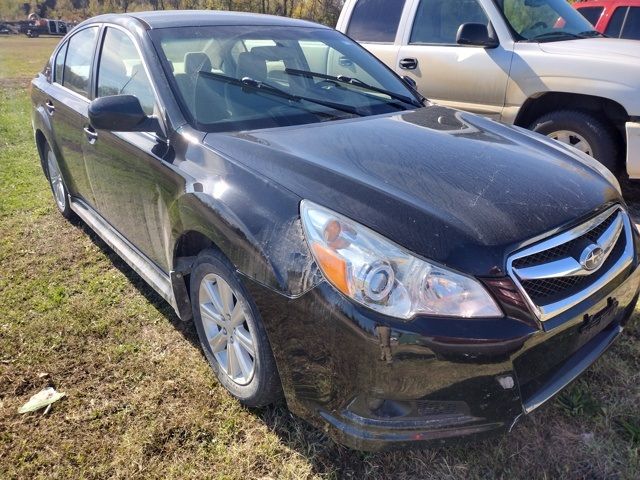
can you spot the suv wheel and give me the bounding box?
[190,249,283,407]
[530,110,620,175]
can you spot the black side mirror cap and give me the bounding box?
[88,95,160,134]
[456,23,499,48]
[402,75,417,89]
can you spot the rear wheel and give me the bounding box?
[44,143,73,219]
[190,249,282,407]
[530,109,620,175]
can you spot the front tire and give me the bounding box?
[190,249,282,407]
[44,142,74,219]
[530,109,620,175]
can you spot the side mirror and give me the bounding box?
[456,23,499,48]
[88,95,160,133]
[402,75,417,89]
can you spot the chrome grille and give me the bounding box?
[507,205,634,321]
[512,212,618,269]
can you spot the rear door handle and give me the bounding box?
[83,126,98,143]
[45,100,55,115]
[399,58,418,70]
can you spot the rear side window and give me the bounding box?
[63,27,99,97]
[621,7,640,39]
[577,6,604,26]
[346,0,406,43]
[54,41,67,84]
[605,7,627,37]
[410,0,489,45]
[97,28,156,115]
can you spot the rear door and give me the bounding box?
[46,25,100,207]
[396,0,513,119]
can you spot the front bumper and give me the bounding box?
[625,121,640,179]
[243,261,640,451]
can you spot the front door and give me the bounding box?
[397,0,513,119]
[82,26,181,271]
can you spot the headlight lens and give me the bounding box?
[300,201,502,320]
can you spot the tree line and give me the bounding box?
[0,0,345,27]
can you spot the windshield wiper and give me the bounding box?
[197,70,362,116]
[284,68,424,108]
[527,31,587,42]
[579,30,606,38]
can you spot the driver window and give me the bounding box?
[97,27,155,115]
[410,0,489,45]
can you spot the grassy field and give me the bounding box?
[1,35,639,479]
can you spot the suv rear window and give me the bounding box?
[346,0,406,43]
[577,6,604,26]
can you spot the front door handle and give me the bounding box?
[399,58,418,70]
[45,100,55,115]
[83,126,98,143]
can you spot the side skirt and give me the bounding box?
[69,197,182,317]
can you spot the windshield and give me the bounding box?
[495,0,600,41]
[150,26,421,132]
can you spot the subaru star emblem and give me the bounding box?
[580,244,605,271]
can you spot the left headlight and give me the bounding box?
[300,200,502,320]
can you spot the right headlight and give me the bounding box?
[300,200,502,320]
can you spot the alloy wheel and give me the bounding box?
[198,273,257,385]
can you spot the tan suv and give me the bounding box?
[337,0,640,177]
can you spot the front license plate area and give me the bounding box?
[577,297,619,344]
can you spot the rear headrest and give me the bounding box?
[184,52,211,76]
[236,52,267,81]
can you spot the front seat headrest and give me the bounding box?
[184,52,212,76]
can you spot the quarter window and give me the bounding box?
[63,27,99,97]
[97,28,155,115]
[54,41,68,84]
[346,0,406,43]
[410,0,489,45]
[605,7,627,37]
[621,7,640,40]
[577,6,604,27]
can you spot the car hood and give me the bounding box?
[202,106,620,276]
[538,38,640,62]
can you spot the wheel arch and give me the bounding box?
[168,191,320,321]
[34,129,48,176]
[514,92,629,141]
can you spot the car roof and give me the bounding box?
[88,10,329,30]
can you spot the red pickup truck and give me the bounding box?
[574,0,640,39]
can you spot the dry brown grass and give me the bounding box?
[0,35,639,479]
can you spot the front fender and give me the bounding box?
[171,182,320,299]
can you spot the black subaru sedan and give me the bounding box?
[31,10,640,451]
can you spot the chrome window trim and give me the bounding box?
[506,205,634,322]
